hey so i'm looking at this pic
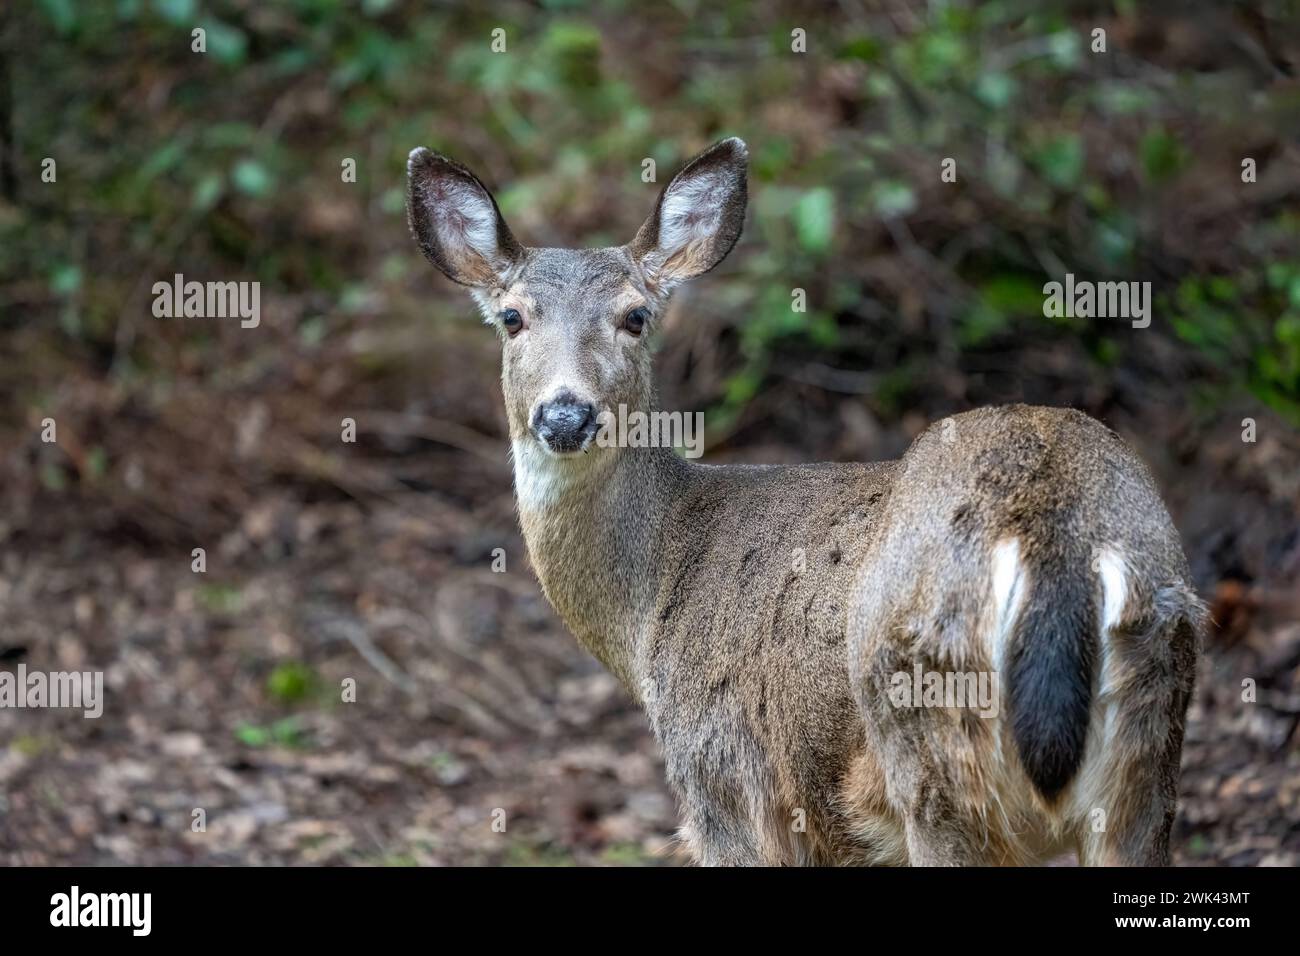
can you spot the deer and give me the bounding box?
[406,137,1204,866]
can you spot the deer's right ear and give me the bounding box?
[407,148,524,289]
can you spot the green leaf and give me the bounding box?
[837,36,881,63]
[1287,275,1300,309]
[872,181,916,218]
[201,19,248,65]
[192,172,223,210]
[152,0,196,26]
[794,187,835,254]
[960,301,1009,346]
[542,21,603,90]
[1140,130,1186,183]
[723,368,762,406]
[807,314,840,348]
[1035,135,1084,190]
[232,159,273,197]
[38,0,76,35]
[40,463,68,492]
[139,141,186,181]
[86,446,108,480]
[268,663,316,703]
[1266,262,1293,290]
[981,274,1045,315]
[272,717,307,747]
[1096,83,1156,115]
[975,72,1015,108]
[915,33,964,83]
[197,583,242,615]
[50,264,82,296]
[235,723,270,747]
[1276,313,1300,347]
[1047,31,1082,69]
[1096,215,1136,266]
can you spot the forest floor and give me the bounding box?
[2,320,1298,867]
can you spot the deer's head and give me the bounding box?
[407,138,747,466]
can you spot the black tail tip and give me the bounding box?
[1015,728,1090,801]
[1007,587,1096,802]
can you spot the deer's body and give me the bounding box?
[520,440,897,864]
[408,139,1203,866]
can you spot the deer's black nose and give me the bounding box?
[532,392,597,452]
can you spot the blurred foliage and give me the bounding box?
[235,715,309,749]
[267,660,319,704]
[3,0,1300,438]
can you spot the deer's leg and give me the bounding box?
[858,668,1003,865]
[1075,588,1200,867]
[901,808,987,866]
[852,610,1009,866]
[1075,738,1181,866]
[1076,797,1175,866]
[680,809,766,866]
[675,778,774,866]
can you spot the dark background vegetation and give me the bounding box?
[1,0,1298,865]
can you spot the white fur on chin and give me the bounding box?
[510,437,605,512]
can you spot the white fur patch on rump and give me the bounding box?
[1096,546,1128,633]
[988,537,1026,670]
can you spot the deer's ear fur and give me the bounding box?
[627,137,748,291]
[407,148,524,288]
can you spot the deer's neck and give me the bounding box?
[512,439,681,691]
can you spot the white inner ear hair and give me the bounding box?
[658,171,726,259]
[434,178,502,268]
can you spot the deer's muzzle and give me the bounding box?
[531,391,598,454]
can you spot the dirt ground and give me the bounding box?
[2,311,1297,868]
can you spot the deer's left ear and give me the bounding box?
[407,147,524,289]
[627,137,748,290]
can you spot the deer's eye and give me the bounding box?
[501,308,524,336]
[622,306,649,337]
